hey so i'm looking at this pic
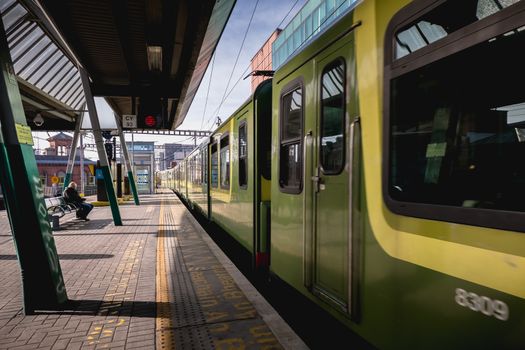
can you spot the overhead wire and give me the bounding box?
[203,0,349,132]
[201,0,303,131]
[200,52,216,130]
[217,0,261,118]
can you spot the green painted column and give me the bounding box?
[79,67,122,225]
[128,171,140,205]
[114,113,139,205]
[63,112,84,191]
[0,24,67,313]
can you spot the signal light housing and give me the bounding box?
[138,97,167,129]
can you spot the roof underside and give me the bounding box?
[1,0,235,130]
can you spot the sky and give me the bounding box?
[35,0,307,158]
[178,0,307,133]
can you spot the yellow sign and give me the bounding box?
[88,164,95,176]
[51,176,59,184]
[15,123,33,145]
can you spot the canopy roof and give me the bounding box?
[1,0,235,130]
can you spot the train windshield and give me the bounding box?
[389,16,525,212]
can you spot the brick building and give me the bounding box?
[36,133,96,193]
[250,29,281,91]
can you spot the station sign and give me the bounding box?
[122,114,137,129]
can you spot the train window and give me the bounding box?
[203,146,208,185]
[320,59,345,175]
[385,0,525,231]
[220,135,230,190]
[239,121,248,189]
[394,0,522,60]
[211,142,218,188]
[279,86,303,193]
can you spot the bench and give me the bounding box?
[45,196,80,229]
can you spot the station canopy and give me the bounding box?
[1,0,235,131]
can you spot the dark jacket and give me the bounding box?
[63,187,84,205]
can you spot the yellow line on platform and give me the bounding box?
[156,197,175,349]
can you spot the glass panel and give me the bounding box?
[44,62,75,94]
[1,4,25,30]
[34,55,68,89]
[321,60,345,174]
[280,86,303,192]
[280,143,302,189]
[239,122,248,188]
[49,66,76,97]
[26,48,61,83]
[0,0,16,13]
[220,136,230,190]
[395,0,523,59]
[16,39,53,78]
[281,88,302,141]
[271,0,359,69]
[10,25,42,61]
[211,144,218,188]
[60,77,82,102]
[390,25,525,211]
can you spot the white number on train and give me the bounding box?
[454,288,508,321]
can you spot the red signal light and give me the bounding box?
[144,115,156,127]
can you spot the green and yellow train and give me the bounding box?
[160,0,525,347]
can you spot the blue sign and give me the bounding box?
[95,169,104,180]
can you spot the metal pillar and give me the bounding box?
[114,113,140,205]
[79,132,84,194]
[0,24,67,312]
[79,67,122,225]
[63,111,83,190]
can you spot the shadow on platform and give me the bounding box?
[33,299,161,318]
[0,254,114,260]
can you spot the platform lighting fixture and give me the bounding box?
[33,112,44,126]
[147,45,163,72]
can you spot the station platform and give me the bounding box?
[0,193,307,350]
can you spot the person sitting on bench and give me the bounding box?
[63,181,93,221]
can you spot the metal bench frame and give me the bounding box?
[45,196,81,229]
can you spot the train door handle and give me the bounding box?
[311,176,325,192]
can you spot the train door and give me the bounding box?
[312,48,355,313]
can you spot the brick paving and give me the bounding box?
[0,196,158,350]
[0,193,307,350]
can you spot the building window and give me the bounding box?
[57,171,65,186]
[211,142,218,188]
[239,121,248,189]
[279,85,303,193]
[220,135,230,190]
[320,59,346,174]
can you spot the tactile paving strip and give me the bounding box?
[156,195,283,350]
[156,198,213,349]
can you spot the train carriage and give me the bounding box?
[163,0,525,347]
[208,79,273,267]
[185,140,210,217]
[269,0,525,348]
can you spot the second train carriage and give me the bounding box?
[160,0,525,348]
[208,79,273,265]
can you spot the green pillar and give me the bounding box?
[114,113,139,205]
[63,111,84,191]
[0,24,67,313]
[79,67,122,225]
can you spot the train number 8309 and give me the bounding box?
[454,288,509,321]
